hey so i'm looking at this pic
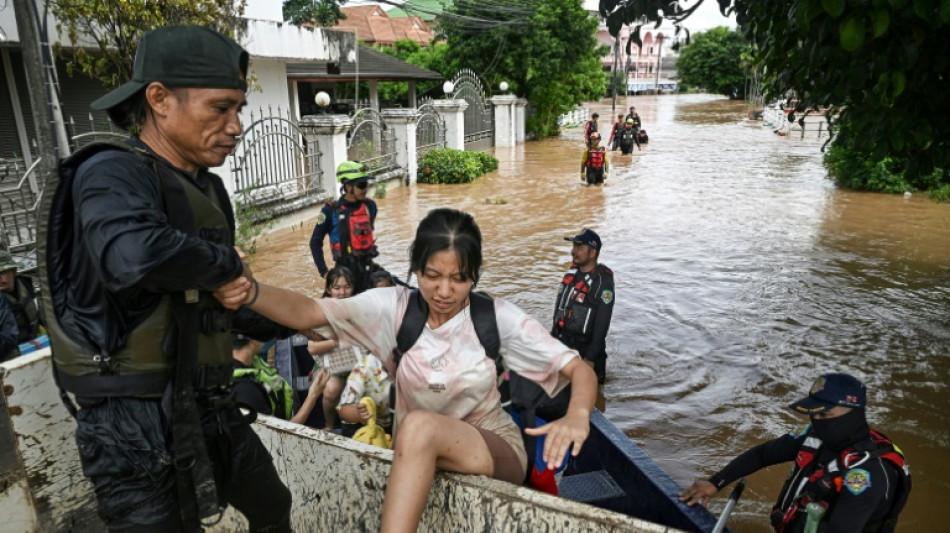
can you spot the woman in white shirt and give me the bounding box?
[215,208,597,533]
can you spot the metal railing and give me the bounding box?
[229,107,324,220]
[347,108,399,178]
[0,158,43,272]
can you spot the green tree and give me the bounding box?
[438,0,607,138]
[282,0,346,27]
[374,40,456,102]
[50,1,247,90]
[676,27,749,98]
[599,0,950,193]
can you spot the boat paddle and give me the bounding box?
[711,478,746,533]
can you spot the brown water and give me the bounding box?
[252,94,950,532]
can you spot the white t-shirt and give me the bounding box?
[315,286,578,470]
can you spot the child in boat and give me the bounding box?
[580,132,609,186]
[306,266,368,430]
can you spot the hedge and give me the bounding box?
[417,148,498,184]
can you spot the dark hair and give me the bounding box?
[591,113,599,119]
[409,208,482,284]
[107,88,149,132]
[369,270,394,287]
[107,85,188,133]
[323,266,356,298]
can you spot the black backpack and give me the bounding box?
[393,290,570,481]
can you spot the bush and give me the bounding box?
[417,148,498,184]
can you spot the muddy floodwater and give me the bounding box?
[252,94,949,532]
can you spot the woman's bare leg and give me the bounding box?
[381,411,494,533]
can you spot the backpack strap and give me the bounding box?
[393,290,428,369]
[391,290,502,405]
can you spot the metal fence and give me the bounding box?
[0,158,43,272]
[347,108,399,178]
[229,107,324,220]
[451,69,493,151]
[66,113,127,151]
[415,103,447,161]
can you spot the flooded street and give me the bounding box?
[252,94,949,532]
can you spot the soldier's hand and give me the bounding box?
[235,247,255,282]
[214,277,252,310]
[679,480,717,507]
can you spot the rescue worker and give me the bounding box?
[580,132,609,186]
[41,26,292,531]
[680,373,911,533]
[0,250,42,346]
[637,129,649,145]
[618,118,641,155]
[0,296,17,361]
[608,114,624,151]
[552,229,614,412]
[309,161,381,294]
[624,106,642,130]
[583,112,599,147]
[232,333,330,424]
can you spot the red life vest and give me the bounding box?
[772,428,910,533]
[587,148,605,170]
[332,201,375,258]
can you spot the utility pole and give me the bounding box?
[611,35,620,114]
[13,0,58,189]
[653,33,664,95]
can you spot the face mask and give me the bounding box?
[810,408,868,450]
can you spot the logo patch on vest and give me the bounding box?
[316,212,326,224]
[844,468,871,495]
[601,290,613,305]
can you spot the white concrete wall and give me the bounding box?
[244,0,284,22]
[0,352,684,533]
[242,20,349,62]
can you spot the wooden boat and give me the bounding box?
[0,350,726,532]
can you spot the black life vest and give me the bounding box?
[619,127,636,143]
[2,276,40,343]
[42,141,235,398]
[587,148,606,170]
[554,264,610,339]
[772,427,911,533]
[332,201,376,259]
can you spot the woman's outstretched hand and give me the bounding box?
[524,408,590,470]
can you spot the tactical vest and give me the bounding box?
[587,148,606,170]
[2,276,40,343]
[44,142,235,397]
[332,201,376,259]
[619,127,636,143]
[233,357,294,420]
[554,265,608,339]
[772,427,911,533]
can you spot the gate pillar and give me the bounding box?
[515,98,527,143]
[432,99,469,151]
[300,114,353,197]
[380,108,420,184]
[490,95,518,147]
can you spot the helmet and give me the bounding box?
[336,160,367,183]
[625,118,634,124]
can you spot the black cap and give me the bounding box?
[788,373,867,414]
[564,229,601,251]
[91,25,249,111]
